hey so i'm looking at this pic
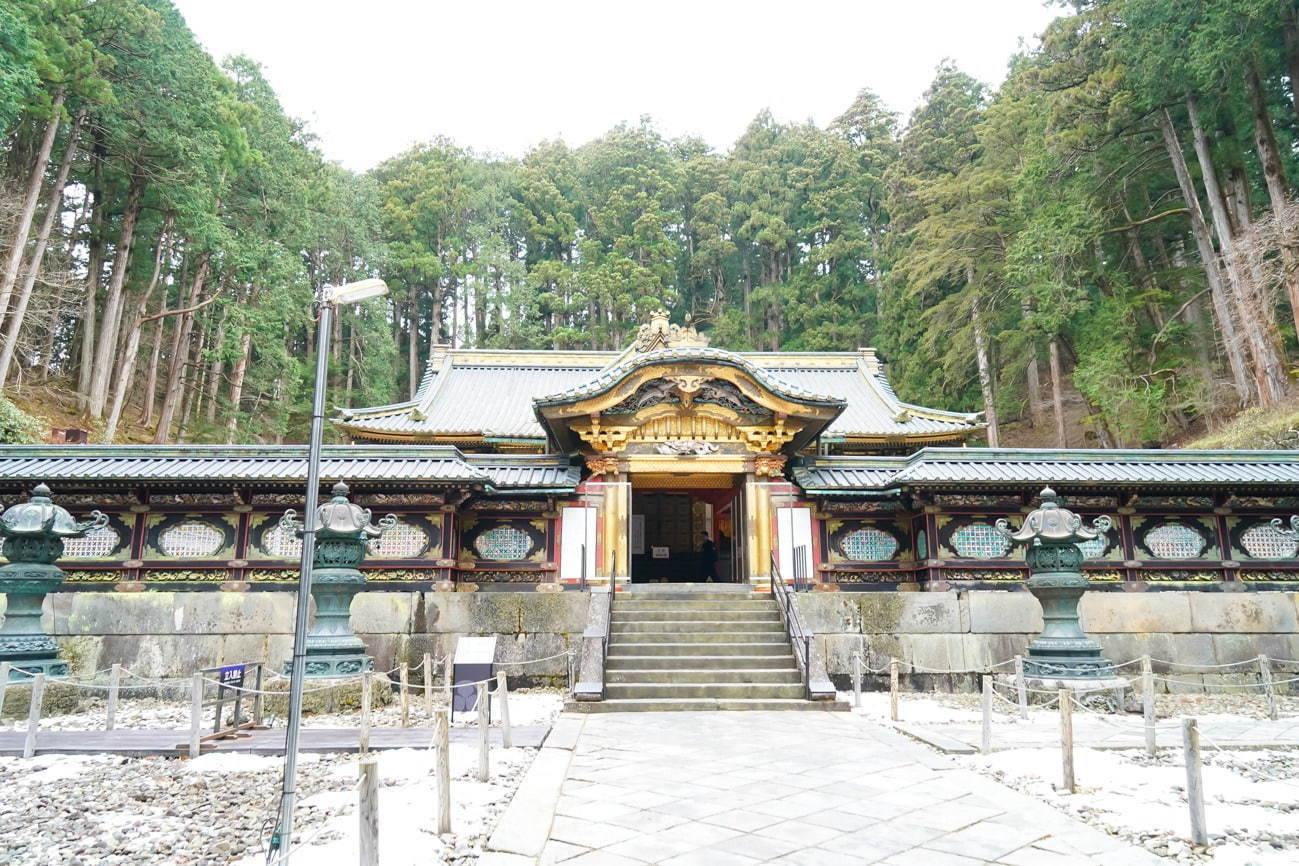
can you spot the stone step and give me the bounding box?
[610,619,786,634]
[608,630,785,644]
[565,698,850,713]
[605,654,796,671]
[605,682,807,700]
[607,667,803,685]
[618,590,758,602]
[616,599,775,611]
[606,642,793,657]
[611,608,781,622]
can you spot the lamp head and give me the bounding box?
[322,278,388,305]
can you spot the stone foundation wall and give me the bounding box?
[5,591,588,684]
[796,590,1299,693]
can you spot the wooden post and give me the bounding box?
[1142,655,1156,757]
[1259,654,1278,722]
[477,681,489,781]
[434,708,451,834]
[22,673,45,758]
[106,663,121,731]
[981,676,993,754]
[359,671,373,755]
[443,655,453,704]
[358,755,379,866]
[1059,689,1075,794]
[851,654,862,708]
[497,671,512,749]
[0,661,11,721]
[1014,655,1028,720]
[1182,717,1208,846]
[423,652,434,717]
[253,663,265,727]
[399,662,410,728]
[188,673,203,759]
[889,658,899,722]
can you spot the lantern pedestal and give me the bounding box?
[0,559,68,681]
[297,573,372,677]
[280,483,392,678]
[1022,571,1114,680]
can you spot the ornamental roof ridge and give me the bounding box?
[534,345,845,407]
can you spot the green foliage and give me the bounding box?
[3,0,1299,448]
[0,395,43,444]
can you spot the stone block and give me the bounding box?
[423,591,524,634]
[1093,633,1175,670]
[1161,633,1218,671]
[1210,634,1291,667]
[1080,592,1192,634]
[495,632,571,680]
[351,591,417,634]
[1188,593,1299,634]
[56,592,176,635]
[795,594,859,634]
[821,634,870,674]
[218,633,276,670]
[867,592,962,634]
[519,592,587,634]
[173,591,295,635]
[961,633,1029,671]
[966,591,1042,634]
[902,634,968,674]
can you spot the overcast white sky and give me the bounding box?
[173,0,1060,171]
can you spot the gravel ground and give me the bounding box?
[1,689,564,733]
[0,690,565,865]
[849,690,1299,865]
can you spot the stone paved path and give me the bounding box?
[541,711,1164,865]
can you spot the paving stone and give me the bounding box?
[922,822,1048,861]
[528,710,1160,866]
[707,831,805,860]
[540,839,588,863]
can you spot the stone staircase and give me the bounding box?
[576,585,847,712]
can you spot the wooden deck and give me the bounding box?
[0,725,550,757]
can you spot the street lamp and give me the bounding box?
[270,278,388,864]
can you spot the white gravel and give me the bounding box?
[0,691,566,865]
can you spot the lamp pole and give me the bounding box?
[270,279,387,863]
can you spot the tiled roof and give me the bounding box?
[534,347,844,407]
[795,448,1299,493]
[338,347,979,444]
[0,445,580,492]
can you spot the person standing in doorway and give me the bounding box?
[699,533,718,582]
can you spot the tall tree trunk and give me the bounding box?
[1019,302,1043,428]
[0,89,64,328]
[1157,108,1255,405]
[102,221,174,442]
[178,327,207,438]
[407,285,418,398]
[0,112,83,386]
[142,292,167,426]
[204,314,226,424]
[969,282,999,448]
[1244,63,1299,339]
[87,174,145,417]
[153,253,210,443]
[225,330,251,443]
[1284,3,1299,129]
[76,194,104,407]
[1048,336,1067,447]
[1186,96,1288,405]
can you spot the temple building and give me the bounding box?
[1,311,1298,594]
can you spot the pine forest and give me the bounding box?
[3,0,1299,449]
